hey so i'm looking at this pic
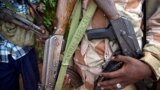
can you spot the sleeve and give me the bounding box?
[141,7,160,80]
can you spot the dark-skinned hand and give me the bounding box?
[98,55,152,90]
[36,25,49,43]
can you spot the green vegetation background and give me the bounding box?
[35,0,57,61]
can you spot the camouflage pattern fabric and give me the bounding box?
[72,0,149,90]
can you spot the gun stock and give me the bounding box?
[93,0,141,59]
[94,0,119,20]
[55,0,77,35]
[93,0,141,57]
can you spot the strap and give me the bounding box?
[142,1,146,46]
[66,0,81,49]
[55,1,97,89]
[64,0,81,66]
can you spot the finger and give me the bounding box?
[38,37,43,42]
[64,74,70,84]
[101,82,128,90]
[101,68,125,79]
[100,79,129,90]
[112,55,131,64]
[68,78,71,84]
[98,78,123,87]
[67,74,72,84]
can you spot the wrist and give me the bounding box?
[140,52,160,80]
[141,60,156,80]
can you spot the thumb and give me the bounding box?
[112,55,131,64]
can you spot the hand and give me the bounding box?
[98,55,152,90]
[36,26,49,43]
[63,74,72,85]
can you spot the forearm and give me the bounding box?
[141,7,160,80]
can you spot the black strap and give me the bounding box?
[142,0,146,46]
[142,1,157,90]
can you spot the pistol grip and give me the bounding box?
[86,27,116,41]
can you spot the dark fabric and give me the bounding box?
[0,48,40,90]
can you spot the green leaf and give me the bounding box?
[42,0,57,33]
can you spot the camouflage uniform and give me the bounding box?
[143,7,160,90]
[73,0,160,90]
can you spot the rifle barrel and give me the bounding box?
[0,7,43,36]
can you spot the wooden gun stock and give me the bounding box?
[55,0,77,35]
[94,0,119,20]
